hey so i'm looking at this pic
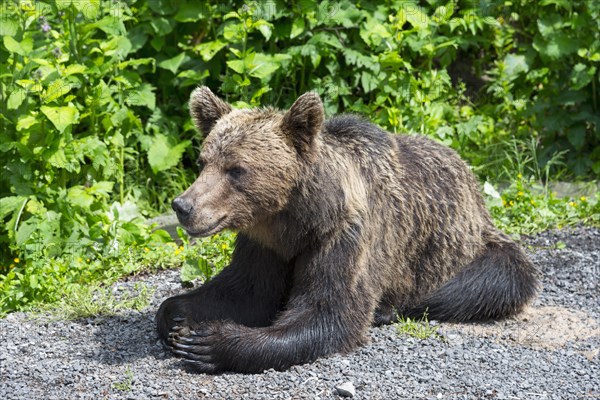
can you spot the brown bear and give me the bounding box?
[156,87,539,374]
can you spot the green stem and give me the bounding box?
[241,16,249,99]
[68,7,80,63]
[592,72,598,112]
[119,144,124,204]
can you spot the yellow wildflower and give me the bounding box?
[14,258,20,263]
[78,257,83,263]
[509,200,514,206]
[517,173,522,179]
[580,196,587,202]
[9,264,15,269]
[517,191,524,197]
[179,246,184,251]
[86,258,90,262]
[221,243,228,250]
[144,247,149,252]
[569,201,576,207]
[530,199,535,206]
[174,249,180,255]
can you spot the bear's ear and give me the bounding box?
[281,92,324,155]
[189,86,232,135]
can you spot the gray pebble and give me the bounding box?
[335,381,356,397]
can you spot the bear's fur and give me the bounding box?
[157,87,539,373]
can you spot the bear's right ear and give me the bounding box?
[189,86,232,135]
[281,92,324,156]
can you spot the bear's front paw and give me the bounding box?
[168,321,225,374]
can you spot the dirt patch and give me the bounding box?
[440,306,600,352]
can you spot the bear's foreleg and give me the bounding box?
[156,235,289,342]
[169,231,376,373]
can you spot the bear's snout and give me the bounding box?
[172,196,193,222]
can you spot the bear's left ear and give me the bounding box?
[281,92,324,155]
[189,86,232,135]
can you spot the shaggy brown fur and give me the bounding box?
[157,87,539,373]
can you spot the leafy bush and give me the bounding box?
[1,0,599,313]
[484,178,600,235]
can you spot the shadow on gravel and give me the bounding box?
[84,309,171,366]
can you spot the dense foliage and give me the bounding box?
[1,0,599,314]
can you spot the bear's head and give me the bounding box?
[171,87,324,237]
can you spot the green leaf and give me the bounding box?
[0,17,18,37]
[193,40,227,61]
[246,53,292,80]
[41,105,79,133]
[567,124,586,150]
[3,36,33,56]
[125,83,156,110]
[360,72,378,93]
[67,186,94,208]
[47,148,69,170]
[73,0,100,19]
[432,4,455,22]
[175,2,208,22]
[360,18,391,46]
[570,63,596,90]
[248,57,278,80]
[55,0,73,10]
[533,33,578,60]
[92,16,126,36]
[291,18,305,39]
[404,4,430,28]
[180,258,208,283]
[89,181,114,197]
[540,1,572,12]
[158,53,186,74]
[101,36,132,59]
[0,196,26,219]
[148,0,177,15]
[43,79,72,103]
[118,58,155,70]
[224,22,245,42]
[254,20,273,41]
[504,54,529,79]
[147,135,191,173]
[16,219,37,247]
[150,18,173,35]
[17,115,38,131]
[7,89,27,110]
[227,59,246,74]
[64,64,87,76]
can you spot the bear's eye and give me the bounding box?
[196,159,205,171]
[226,166,246,180]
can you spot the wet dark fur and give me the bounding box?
[157,88,539,374]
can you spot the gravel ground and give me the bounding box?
[1,227,598,399]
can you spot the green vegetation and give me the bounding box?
[1,0,599,315]
[113,367,135,392]
[42,282,153,320]
[395,313,440,340]
[485,178,599,235]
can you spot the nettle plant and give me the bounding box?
[0,0,187,265]
[0,0,183,287]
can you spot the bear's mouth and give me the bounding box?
[185,215,227,237]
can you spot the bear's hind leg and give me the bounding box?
[373,302,396,326]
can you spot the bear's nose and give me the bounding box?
[172,197,193,221]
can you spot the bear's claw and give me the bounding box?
[167,324,222,373]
